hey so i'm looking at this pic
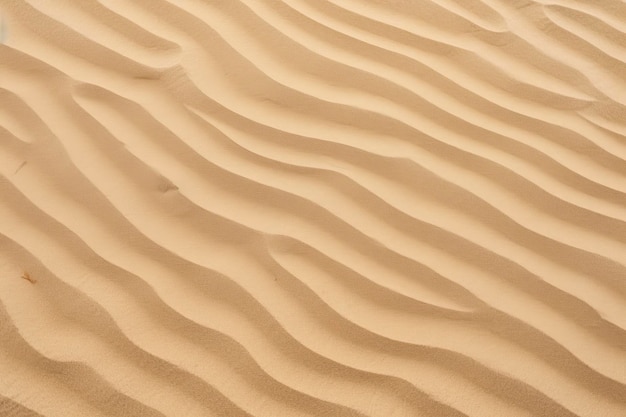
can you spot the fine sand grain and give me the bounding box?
[1,0,625,416]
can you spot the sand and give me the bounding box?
[0,0,625,416]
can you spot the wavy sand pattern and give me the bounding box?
[1,0,625,416]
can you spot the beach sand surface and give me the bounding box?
[0,0,625,416]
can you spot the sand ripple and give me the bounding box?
[0,0,625,416]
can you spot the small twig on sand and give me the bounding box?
[14,161,27,175]
[21,272,37,284]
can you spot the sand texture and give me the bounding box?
[1,0,626,416]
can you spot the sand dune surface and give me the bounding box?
[1,0,625,416]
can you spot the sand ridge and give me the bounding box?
[0,0,625,416]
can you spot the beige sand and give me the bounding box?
[0,0,625,416]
